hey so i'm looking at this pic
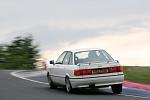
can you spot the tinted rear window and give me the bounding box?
[74,50,114,65]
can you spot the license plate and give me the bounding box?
[92,68,109,74]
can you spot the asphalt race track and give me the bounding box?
[0,70,150,100]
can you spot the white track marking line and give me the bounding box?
[10,71,150,99]
[119,94,150,99]
[10,71,48,85]
[13,70,47,78]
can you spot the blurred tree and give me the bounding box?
[0,45,8,68]
[0,45,5,63]
[0,35,40,69]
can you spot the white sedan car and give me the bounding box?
[47,48,124,93]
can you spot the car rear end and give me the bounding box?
[70,62,124,88]
[69,49,124,93]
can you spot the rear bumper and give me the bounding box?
[70,74,124,88]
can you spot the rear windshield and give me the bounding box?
[74,50,114,65]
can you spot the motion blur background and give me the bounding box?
[0,0,150,66]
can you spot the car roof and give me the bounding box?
[66,48,104,53]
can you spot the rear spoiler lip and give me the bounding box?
[77,63,91,66]
[77,60,116,66]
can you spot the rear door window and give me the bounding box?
[63,52,72,65]
[56,52,67,64]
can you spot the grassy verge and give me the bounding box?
[124,66,150,84]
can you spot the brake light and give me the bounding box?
[111,66,123,72]
[83,69,92,75]
[74,70,83,76]
[74,66,123,76]
[74,69,92,76]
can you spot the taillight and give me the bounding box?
[74,69,92,76]
[83,69,92,75]
[111,66,123,72]
[74,70,83,76]
[74,66,123,76]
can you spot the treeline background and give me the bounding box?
[0,35,40,69]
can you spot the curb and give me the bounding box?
[123,81,150,91]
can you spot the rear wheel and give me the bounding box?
[111,84,122,94]
[47,73,57,89]
[65,77,73,93]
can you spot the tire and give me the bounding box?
[65,77,73,93]
[47,73,57,89]
[111,84,122,94]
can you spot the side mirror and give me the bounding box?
[50,60,55,65]
[115,60,119,63]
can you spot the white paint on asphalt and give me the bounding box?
[10,70,150,99]
[119,94,150,99]
[14,70,47,78]
[10,71,48,85]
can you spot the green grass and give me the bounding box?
[124,66,150,84]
